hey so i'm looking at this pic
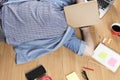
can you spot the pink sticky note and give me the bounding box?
[107,57,117,67]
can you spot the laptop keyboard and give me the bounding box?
[97,0,114,18]
[97,0,109,9]
[97,0,114,9]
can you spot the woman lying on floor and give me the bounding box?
[1,0,94,64]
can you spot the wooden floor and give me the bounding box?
[0,0,120,80]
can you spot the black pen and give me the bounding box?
[81,70,89,80]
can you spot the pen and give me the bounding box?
[81,70,89,80]
[83,67,94,71]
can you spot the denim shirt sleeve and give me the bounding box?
[63,32,86,56]
[47,0,76,9]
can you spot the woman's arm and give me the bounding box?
[80,27,94,56]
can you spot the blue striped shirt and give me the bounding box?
[2,0,86,64]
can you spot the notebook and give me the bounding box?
[64,0,99,27]
[92,43,120,72]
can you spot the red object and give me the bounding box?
[83,67,94,71]
[111,23,120,36]
[39,75,52,80]
[111,29,120,36]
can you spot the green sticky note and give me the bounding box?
[98,51,108,60]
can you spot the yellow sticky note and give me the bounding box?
[66,72,80,80]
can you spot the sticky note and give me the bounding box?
[107,57,117,67]
[66,72,80,80]
[98,51,108,60]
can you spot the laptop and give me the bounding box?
[97,0,115,18]
[85,0,115,18]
